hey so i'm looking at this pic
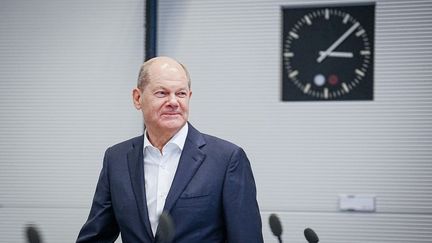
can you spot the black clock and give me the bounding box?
[282,3,375,101]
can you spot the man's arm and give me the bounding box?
[223,147,264,243]
[76,149,120,243]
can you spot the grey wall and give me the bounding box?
[1,0,432,242]
[0,0,143,242]
[158,0,432,242]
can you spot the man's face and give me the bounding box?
[134,59,191,136]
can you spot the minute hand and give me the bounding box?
[317,22,360,63]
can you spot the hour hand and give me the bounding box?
[319,51,353,58]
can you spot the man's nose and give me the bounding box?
[167,94,179,107]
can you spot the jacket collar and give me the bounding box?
[163,123,207,212]
[127,135,154,240]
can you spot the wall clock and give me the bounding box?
[282,3,375,101]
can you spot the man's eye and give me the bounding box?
[155,91,166,97]
[177,92,187,98]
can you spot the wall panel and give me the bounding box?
[159,0,432,242]
[0,0,143,242]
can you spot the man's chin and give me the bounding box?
[160,120,186,131]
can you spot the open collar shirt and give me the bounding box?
[143,123,188,235]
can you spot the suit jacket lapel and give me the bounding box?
[127,136,154,240]
[163,124,206,212]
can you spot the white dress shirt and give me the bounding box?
[143,123,188,235]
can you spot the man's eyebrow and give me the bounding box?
[152,85,166,90]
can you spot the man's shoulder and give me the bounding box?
[201,133,238,148]
[199,132,245,157]
[189,124,241,151]
[197,132,249,164]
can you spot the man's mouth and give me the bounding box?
[162,112,181,116]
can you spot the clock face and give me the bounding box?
[282,3,375,101]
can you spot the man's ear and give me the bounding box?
[132,88,142,110]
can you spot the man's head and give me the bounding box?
[132,56,192,140]
[137,58,191,91]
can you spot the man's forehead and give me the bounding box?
[146,74,189,89]
[147,71,187,82]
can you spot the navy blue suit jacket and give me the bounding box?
[77,124,263,243]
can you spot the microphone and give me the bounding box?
[268,214,283,243]
[304,228,319,243]
[156,211,175,243]
[25,224,42,243]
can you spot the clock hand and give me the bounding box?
[317,22,360,63]
[319,51,353,58]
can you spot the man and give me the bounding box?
[77,56,263,243]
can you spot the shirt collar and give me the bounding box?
[143,123,189,151]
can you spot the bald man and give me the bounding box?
[77,57,263,243]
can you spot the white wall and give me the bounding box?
[1,0,432,242]
[0,0,143,242]
[158,0,432,242]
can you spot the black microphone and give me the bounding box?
[268,214,283,243]
[304,227,319,243]
[25,224,42,243]
[156,211,175,243]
